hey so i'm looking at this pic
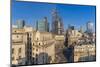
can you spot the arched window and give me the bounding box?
[39,43,40,45]
[33,43,34,46]
[12,48,14,54]
[36,49,38,51]
[12,57,14,60]
[36,54,38,64]
[14,31,16,32]
[33,48,35,50]
[33,53,34,55]
[18,48,21,53]
[19,56,21,59]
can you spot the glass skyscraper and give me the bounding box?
[36,17,49,32]
[16,20,25,29]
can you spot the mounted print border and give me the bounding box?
[11,0,96,66]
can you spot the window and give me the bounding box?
[39,43,40,45]
[33,53,34,55]
[36,54,38,63]
[36,49,38,51]
[12,57,14,60]
[33,43,34,46]
[18,48,21,53]
[33,48,35,50]
[36,54,38,57]
[15,31,16,32]
[32,57,34,61]
[12,48,14,54]
[19,56,21,59]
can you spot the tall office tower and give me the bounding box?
[47,23,49,32]
[16,20,25,29]
[86,21,94,33]
[51,8,64,35]
[36,17,49,32]
[79,26,83,33]
[68,24,71,29]
[36,20,38,31]
[43,17,49,32]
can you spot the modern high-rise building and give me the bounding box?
[16,20,25,29]
[79,26,83,33]
[43,17,49,32]
[36,17,49,32]
[51,8,64,35]
[86,21,94,33]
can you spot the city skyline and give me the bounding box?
[11,0,96,66]
[12,0,96,31]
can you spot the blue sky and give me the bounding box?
[12,0,96,31]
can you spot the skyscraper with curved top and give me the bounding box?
[51,8,64,35]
